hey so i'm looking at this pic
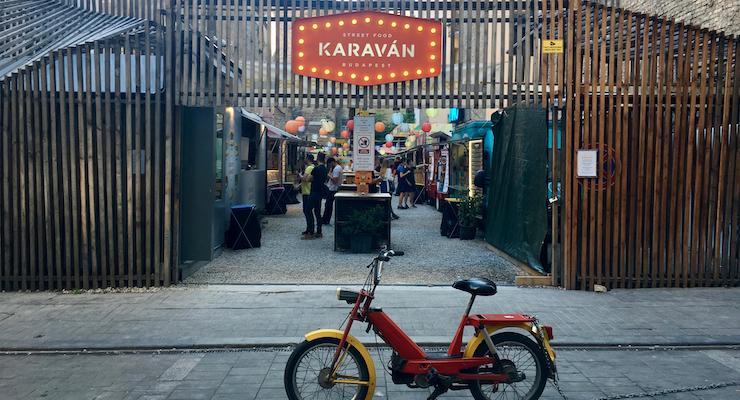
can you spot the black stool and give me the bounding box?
[225,204,261,249]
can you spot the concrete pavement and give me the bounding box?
[1,347,740,399]
[1,285,739,350]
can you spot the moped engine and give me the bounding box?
[389,352,414,385]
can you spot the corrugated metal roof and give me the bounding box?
[0,0,144,78]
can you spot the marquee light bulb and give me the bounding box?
[391,21,397,27]
[338,20,345,26]
[416,69,422,75]
[378,19,384,25]
[337,71,344,77]
[298,51,304,57]
[403,70,409,77]
[298,65,304,71]
[377,74,383,80]
[431,27,437,33]
[298,38,304,44]
[364,17,371,23]
[312,23,318,29]
[417,26,423,31]
[430,54,436,60]
[404,23,410,29]
[363,75,370,82]
[324,69,331,75]
[325,22,331,28]
[351,19,358,24]
[430,41,437,47]
[299,25,305,31]
[390,72,396,78]
[350,73,357,79]
[311,67,317,73]
[429,68,435,73]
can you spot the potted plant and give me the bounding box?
[344,205,386,253]
[458,193,483,240]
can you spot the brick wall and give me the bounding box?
[616,0,740,35]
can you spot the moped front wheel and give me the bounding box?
[468,331,548,400]
[284,337,370,400]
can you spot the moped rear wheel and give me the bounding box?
[468,332,548,400]
[284,337,370,400]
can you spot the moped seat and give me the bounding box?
[452,278,497,296]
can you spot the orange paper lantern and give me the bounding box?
[346,120,354,130]
[340,130,350,139]
[285,120,299,134]
[374,122,385,132]
[319,128,328,136]
[422,122,432,132]
[342,142,350,150]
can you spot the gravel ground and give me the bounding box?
[184,201,522,285]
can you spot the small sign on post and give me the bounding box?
[353,115,376,194]
[542,39,564,54]
[577,149,598,178]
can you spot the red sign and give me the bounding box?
[291,11,442,86]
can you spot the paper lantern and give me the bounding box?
[391,146,397,153]
[298,125,306,133]
[296,116,305,123]
[311,134,319,141]
[385,141,393,148]
[399,123,410,132]
[384,133,394,142]
[375,122,385,132]
[342,142,350,150]
[425,109,439,118]
[285,120,299,134]
[405,140,412,148]
[391,112,403,125]
[379,148,387,155]
[408,135,416,143]
[346,119,354,130]
[330,137,336,143]
[340,130,350,139]
[321,119,336,133]
[331,147,339,155]
[422,122,432,132]
[319,128,328,136]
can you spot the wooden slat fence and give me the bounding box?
[548,1,740,289]
[0,29,178,290]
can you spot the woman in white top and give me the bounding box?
[379,159,399,220]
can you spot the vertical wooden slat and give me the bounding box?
[76,44,90,290]
[154,22,163,286]
[10,73,21,290]
[104,41,115,288]
[144,27,153,287]
[22,68,33,290]
[124,34,135,287]
[31,63,43,290]
[92,41,107,289]
[669,24,687,287]
[683,29,701,287]
[1,77,11,291]
[713,36,732,283]
[658,21,675,286]
[113,38,125,287]
[164,1,175,286]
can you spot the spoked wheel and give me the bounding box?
[469,332,548,400]
[284,337,370,400]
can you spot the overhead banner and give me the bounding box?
[353,116,375,172]
[291,11,442,86]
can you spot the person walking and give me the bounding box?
[299,154,315,238]
[306,152,328,239]
[396,158,411,209]
[379,159,400,219]
[322,157,343,225]
[405,159,418,208]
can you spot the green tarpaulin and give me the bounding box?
[485,104,548,272]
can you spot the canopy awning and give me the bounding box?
[240,108,310,144]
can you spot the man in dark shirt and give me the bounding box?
[306,152,328,239]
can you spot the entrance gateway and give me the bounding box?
[1,0,738,291]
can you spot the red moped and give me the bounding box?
[284,249,557,400]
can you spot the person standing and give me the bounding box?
[396,158,410,209]
[379,159,400,219]
[405,159,417,208]
[307,153,328,238]
[299,154,315,238]
[322,157,343,225]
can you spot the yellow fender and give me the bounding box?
[463,323,556,364]
[304,329,376,400]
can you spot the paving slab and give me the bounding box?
[1,348,740,400]
[1,285,739,350]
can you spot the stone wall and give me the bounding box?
[616,0,740,36]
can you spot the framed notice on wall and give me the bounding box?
[353,116,375,172]
[577,149,598,178]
